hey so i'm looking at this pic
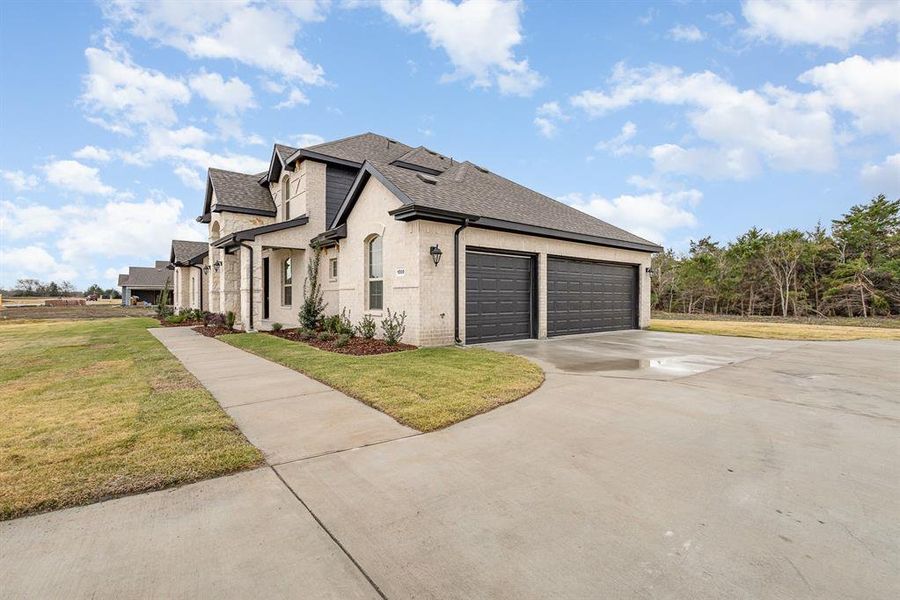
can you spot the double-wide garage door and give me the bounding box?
[466,250,637,344]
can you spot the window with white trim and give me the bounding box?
[366,235,383,310]
[282,258,292,306]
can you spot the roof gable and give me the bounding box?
[206,168,275,216]
[170,239,209,265]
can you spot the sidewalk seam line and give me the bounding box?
[270,432,424,467]
[270,466,389,600]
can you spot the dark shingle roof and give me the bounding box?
[274,143,297,163]
[209,168,275,213]
[307,133,414,165]
[367,160,659,248]
[171,240,209,264]
[391,146,453,173]
[121,265,172,289]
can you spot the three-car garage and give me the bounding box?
[464,249,639,344]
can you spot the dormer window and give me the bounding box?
[281,175,291,221]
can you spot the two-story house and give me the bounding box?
[170,132,661,346]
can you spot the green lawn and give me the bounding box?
[221,333,545,432]
[650,318,900,341]
[0,318,262,521]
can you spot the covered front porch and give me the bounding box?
[211,217,313,331]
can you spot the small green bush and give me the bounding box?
[356,314,377,339]
[317,331,334,342]
[225,311,236,330]
[334,333,351,348]
[381,309,407,346]
[297,328,313,341]
[270,322,283,332]
[166,313,187,324]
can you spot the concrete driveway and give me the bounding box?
[3,330,898,599]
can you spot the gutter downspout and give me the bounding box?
[190,264,204,311]
[238,242,254,331]
[453,218,470,345]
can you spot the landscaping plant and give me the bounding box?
[225,311,236,330]
[356,314,377,339]
[299,248,327,329]
[271,322,283,332]
[335,333,351,348]
[156,279,173,318]
[381,309,407,345]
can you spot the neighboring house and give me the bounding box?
[169,240,209,312]
[183,132,661,345]
[118,261,173,306]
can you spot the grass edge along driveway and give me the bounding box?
[650,318,900,341]
[221,333,545,432]
[0,318,262,521]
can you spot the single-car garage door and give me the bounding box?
[466,250,534,344]
[547,257,637,336]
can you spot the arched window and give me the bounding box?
[366,235,383,310]
[281,175,291,221]
[282,257,292,306]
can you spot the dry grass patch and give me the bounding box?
[650,319,900,341]
[221,333,544,432]
[0,318,262,520]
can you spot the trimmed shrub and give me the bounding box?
[225,311,236,330]
[381,309,407,346]
[355,314,377,339]
[317,331,335,342]
[270,322,283,332]
[335,333,351,348]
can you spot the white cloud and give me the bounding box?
[43,160,116,195]
[596,121,639,157]
[1,170,39,191]
[0,245,78,283]
[798,55,900,137]
[136,125,268,174]
[860,153,900,195]
[275,88,310,109]
[81,37,191,128]
[741,0,900,50]
[707,12,736,27]
[379,0,543,96]
[73,145,112,162]
[104,0,326,85]
[291,133,325,148]
[569,62,837,178]
[649,144,761,180]
[668,24,706,42]
[1,201,71,239]
[558,188,700,244]
[533,101,569,138]
[173,165,206,190]
[189,71,255,113]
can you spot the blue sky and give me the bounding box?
[1,0,898,289]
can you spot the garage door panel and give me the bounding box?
[548,257,637,336]
[466,251,533,344]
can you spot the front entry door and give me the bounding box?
[262,257,270,320]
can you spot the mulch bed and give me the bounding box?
[159,318,205,327]
[268,329,416,355]
[192,326,235,338]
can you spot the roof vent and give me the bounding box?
[416,172,438,184]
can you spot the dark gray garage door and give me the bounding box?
[466,251,534,344]
[548,257,637,336]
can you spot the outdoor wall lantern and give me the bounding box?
[430,244,443,266]
[213,260,223,273]
[202,265,211,274]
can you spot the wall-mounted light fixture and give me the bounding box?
[429,244,443,266]
[202,265,211,274]
[213,260,223,273]
[645,266,655,276]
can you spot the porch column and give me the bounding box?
[239,240,263,331]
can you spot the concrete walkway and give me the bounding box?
[150,327,415,464]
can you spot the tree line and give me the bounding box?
[2,280,121,299]
[651,194,900,318]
